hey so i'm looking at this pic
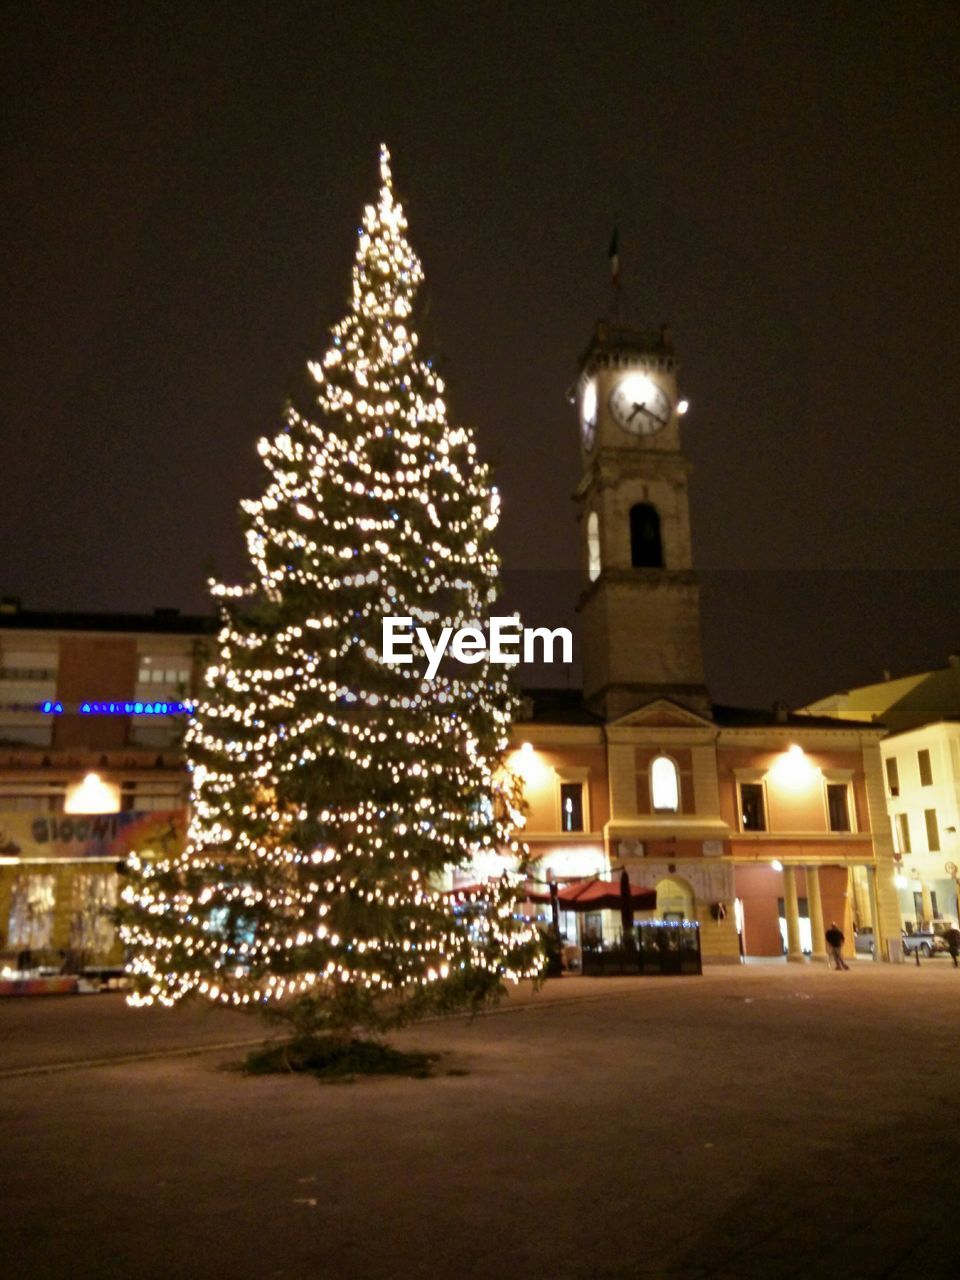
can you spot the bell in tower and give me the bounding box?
[574,320,710,721]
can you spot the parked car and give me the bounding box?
[902,928,936,957]
[854,926,875,956]
[902,920,959,958]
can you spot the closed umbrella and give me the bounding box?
[549,880,561,936]
[620,868,634,941]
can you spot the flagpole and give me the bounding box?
[608,223,621,322]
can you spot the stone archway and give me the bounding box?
[656,875,694,922]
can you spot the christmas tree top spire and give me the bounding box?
[306,142,442,451]
[379,140,392,189]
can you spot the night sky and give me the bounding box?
[3,1,958,709]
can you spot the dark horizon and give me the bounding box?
[3,1,958,709]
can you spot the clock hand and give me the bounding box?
[627,402,646,422]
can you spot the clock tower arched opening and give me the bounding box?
[630,503,663,569]
[587,511,601,581]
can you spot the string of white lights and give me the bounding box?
[121,146,544,1013]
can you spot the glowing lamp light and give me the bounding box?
[770,743,818,790]
[677,399,690,415]
[513,741,550,787]
[771,859,784,872]
[64,772,121,815]
[894,873,908,890]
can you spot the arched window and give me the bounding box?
[630,503,663,568]
[587,511,601,582]
[650,754,680,812]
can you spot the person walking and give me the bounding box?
[825,922,849,970]
[944,925,960,968]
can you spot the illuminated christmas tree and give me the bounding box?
[122,147,543,1032]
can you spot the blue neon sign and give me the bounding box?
[38,700,193,716]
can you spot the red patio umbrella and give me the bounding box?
[443,883,491,898]
[526,875,656,913]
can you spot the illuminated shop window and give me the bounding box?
[70,873,118,958]
[137,665,191,687]
[650,755,680,813]
[8,874,56,951]
[560,782,585,832]
[739,782,766,832]
[587,512,601,582]
[206,905,256,947]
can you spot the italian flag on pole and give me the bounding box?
[608,226,620,285]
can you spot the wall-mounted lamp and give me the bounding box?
[64,772,121,815]
[770,743,818,790]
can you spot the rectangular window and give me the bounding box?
[925,808,940,853]
[740,782,766,832]
[896,812,911,854]
[125,782,188,810]
[137,661,192,688]
[0,723,54,747]
[914,890,939,923]
[827,783,851,832]
[0,788,66,813]
[557,909,578,946]
[583,911,603,943]
[918,749,933,787]
[560,782,584,833]
[0,666,57,682]
[885,756,900,796]
[8,874,57,951]
[70,873,118,959]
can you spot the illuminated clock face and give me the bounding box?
[608,373,671,436]
[580,378,598,450]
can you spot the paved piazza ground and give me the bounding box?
[2,964,960,1279]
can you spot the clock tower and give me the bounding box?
[575,320,709,720]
